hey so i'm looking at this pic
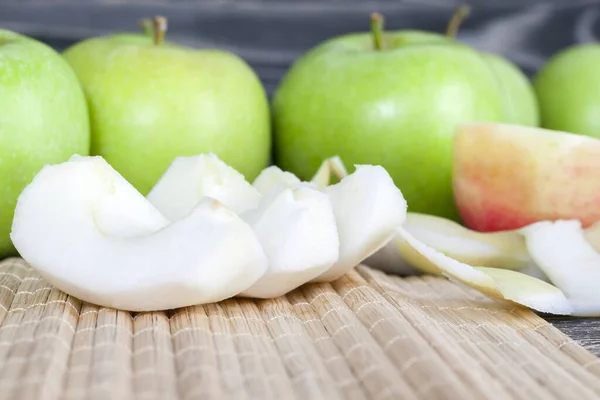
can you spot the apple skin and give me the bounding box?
[533,44,600,138]
[453,122,600,232]
[0,29,90,257]
[63,34,271,195]
[272,30,507,220]
[482,52,539,126]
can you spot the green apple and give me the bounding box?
[533,43,600,137]
[272,12,528,220]
[482,52,539,126]
[63,16,271,195]
[443,4,538,127]
[0,29,90,257]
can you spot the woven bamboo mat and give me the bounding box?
[0,258,599,400]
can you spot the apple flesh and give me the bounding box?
[10,156,268,311]
[240,184,339,298]
[63,17,270,195]
[453,122,600,232]
[0,29,90,257]
[521,220,600,317]
[146,153,261,219]
[252,165,302,196]
[148,154,406,284]
[312,164,407,282]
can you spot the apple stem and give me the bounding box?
[370,12,385,51]
[152,16,168,46]
[445,3,471,39]
[140,18,153,37]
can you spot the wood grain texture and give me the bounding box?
[1,257,600,400]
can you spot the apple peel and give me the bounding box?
[394,226,572,315]
[10,156,269,312]
[521,220,600,317]
[401,213,533,269]
[146,153,261,220]
[366,212,539,278]
[239,185,339,298]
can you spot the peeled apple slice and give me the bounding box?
[394,227,572,315]
[67,155,171,237]
[239,185,339,298]
[253,156,348,196]
[402,213,532,269]
[312,165,408,282]
[311,155,348,187]
[252,165,302,195]
[521,220,600,316]
[10,156,268,312]
[367,212,534,275]
[146,153,261,219]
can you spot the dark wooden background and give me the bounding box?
[2,0,600,353]
[3,0,600,96]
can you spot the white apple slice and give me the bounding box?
[67,154,172,237]
[310,155,348,187]
[521,220,600,317]
[394,227,572,315]
[312,164,408,282]
[146,153,261,220]
[239,185,339,298]
[252,165,302,195]
[10,156,268,312]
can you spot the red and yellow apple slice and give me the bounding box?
[453,122,600,232]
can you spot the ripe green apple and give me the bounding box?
[533,43,600,137]
[0,29,90,257]
[272,12,534,221]
[63,16,271,195]
[482,52,539,126]
[444,4,538,126]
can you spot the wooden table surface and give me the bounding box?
[2,0,600,356]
